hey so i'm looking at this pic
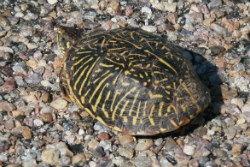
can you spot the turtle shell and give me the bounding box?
[60,27,211,136]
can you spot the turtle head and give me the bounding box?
[55,25,82,53]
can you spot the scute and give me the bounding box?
[59,27,211,136]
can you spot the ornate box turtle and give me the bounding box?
[56,26,211,136]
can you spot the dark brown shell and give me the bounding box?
[60,27,211,136]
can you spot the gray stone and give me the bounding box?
[135,139,153,151]
[133,156,152,167]
[117,146,134,159]
[208,0,222,8]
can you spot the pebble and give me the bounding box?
[141,7,152,19]
[41,92,53,103]
[0,101,16,112]
[135,139,153,151]
[89,161,97,167]
[231,98,245,108]
[50,98,68,110]
[141,25,157,33]
[0,140,10,152]
[183,144,195,156]
[236,117,246,125]
[20,26,33,37]
[24,12,38,20]
[154,138,163,146]
[47,0,58,5]
[242,111,250,122]
[22,160,37,167]
[213,149,227,157]
[83,11,97,22]
[88,139,99,150]
[33,118,44,126]
[125,6,133,16]
[163,138,177,151]
[224,126,237,140]
[151,1,177,12]
[242,104,250,113]
[220,85,238,100]
[22,126,32,139]
[231,144,243,157]
[26,43,38,50]
[189,159,199,167]
[22,94,39,104]
[118,134,134,145]
[210,23,227,36]
[106,1,120,16]
[99,140,112,151]
[133,156,153,167]
[159,157,174,167]
[72,153,86,165]
[0,80,16,93]
[93,146,105,158]
[40,113,53,122]
[60,155,71,166]
[93,121,110,132]
[208,0,222,8]
[25,73,42,85]
[26,59,37,70]
[117,146,134,159]
[0,46,14,53]
[41,148,59,166]
[0,16,9,27]
[97,132,110,141]
[174,146,190,166]
[0,154,8,163]
[4,119,15,130]
[167,31,178,41]
[244,128,250,137]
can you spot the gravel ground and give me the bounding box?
[0,0,250,167]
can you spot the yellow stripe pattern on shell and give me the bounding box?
[60,27,211,136]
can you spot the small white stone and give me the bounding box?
[141,25,157,33]
[47,0,58,5]
[34,118,44,126]
[89,161,97,167]
[64,131,76,144]
[78,128,85,135]
[141,6,152,19]
[183,144,195,156]
[99,140,112,151]
[15,12,24,18]
[207,129,215,135]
